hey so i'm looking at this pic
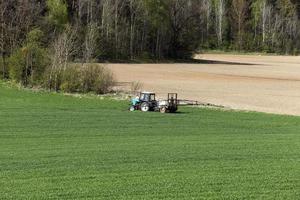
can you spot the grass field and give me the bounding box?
[0,81,299,199]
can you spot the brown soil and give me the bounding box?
[107,54,300,116]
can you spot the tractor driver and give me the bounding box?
[131,95,140,106]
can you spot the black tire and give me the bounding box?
[169,107,177,113]
[141,102,150,112]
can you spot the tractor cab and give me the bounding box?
[140,92,156,102]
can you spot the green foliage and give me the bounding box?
[143,0,169,29]
[0,56,8,79]
[0,84,300,199]
[7,49,25,83]
[46,0,68,31]
[8,29,49,86]
[3,0,300,68]
[26,28,44,45]
[251,0,263,21]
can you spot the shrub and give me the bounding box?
[81,64,115,94]
[60,66,81,93]
[56,64,115,94]
[89,65,115,94]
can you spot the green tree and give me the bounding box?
[46,0,68,32]
[142,0,169,58]
[8,29,49,86]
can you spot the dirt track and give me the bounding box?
[107,54,300,116]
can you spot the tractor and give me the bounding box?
[130,92,178,113]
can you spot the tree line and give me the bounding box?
[0,0,299,90]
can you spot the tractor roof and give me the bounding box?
[141,91,155,94]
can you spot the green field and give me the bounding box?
[0,82,299,199]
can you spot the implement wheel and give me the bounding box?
[160,107,167,113]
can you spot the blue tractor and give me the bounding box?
[130,92,158,112]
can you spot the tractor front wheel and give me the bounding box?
[141,102,150,112]
[129,106,135,112]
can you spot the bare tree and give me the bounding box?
[214,0,225,46]
[260,0,272,44]
[0,1,8,78]
[129,0,143,59]
[203,0,212,35]
[48,26,77,90]
[84,23,98,63]
[232,0,248,49]
[114,0,120,59]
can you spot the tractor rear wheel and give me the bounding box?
[141,102,150,112]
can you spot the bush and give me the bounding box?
[80,64,115,94]
[58,64,115,94]
[60,66,81,93]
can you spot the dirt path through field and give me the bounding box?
[107,54,300,116]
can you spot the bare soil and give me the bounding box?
[107,54,300,116]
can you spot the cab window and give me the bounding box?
[140,94,149,101]
[150,94,155,101]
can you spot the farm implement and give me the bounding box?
[130,92,210,113]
